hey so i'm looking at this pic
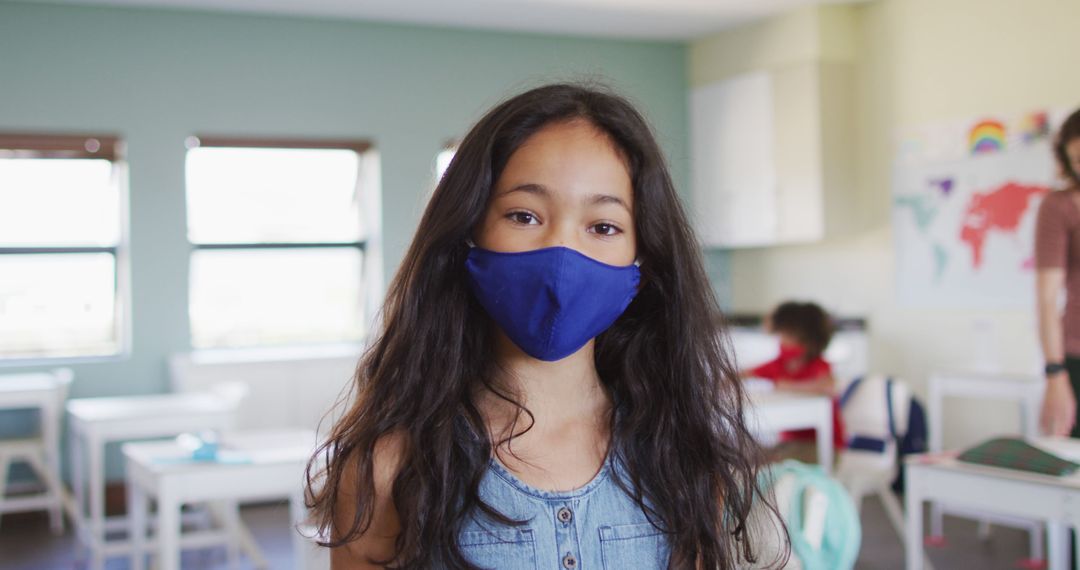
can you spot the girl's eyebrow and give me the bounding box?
[502,183,631,213]
[588,193,631,213]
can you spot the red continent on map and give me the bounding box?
[959,182,1049,269]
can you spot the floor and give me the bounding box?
[857,495,1036,570]
[0,502,297,570]
[0,496,1045,569]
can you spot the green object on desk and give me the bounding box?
[957,437,1080,477]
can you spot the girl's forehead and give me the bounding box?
[497,121,633,200]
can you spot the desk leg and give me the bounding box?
[41,401,63,535]
[218,500,241,570]
[929,503,944,539]
[212,499,269,568]
[1048,521,1068,570]
[69,424,86,561]
[905,468,924,570]
[87,434,105,570]
[158,484,181,570]
[926,378,945,543]
[290,490,307,570]
[818,404,833,475]
[1074,523,1080,570]
[128,475,146,570]
[927,377,943,454]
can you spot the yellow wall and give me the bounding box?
[693,0,1080,448]
[689,5,857,86]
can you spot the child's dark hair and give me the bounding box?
[1055,108,1080,187]
[305,81,781,570]
[770,301,834,360]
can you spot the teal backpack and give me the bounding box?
[760,460,862,570]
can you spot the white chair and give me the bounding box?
[0,367,74,534]
[834,374,935,570]
[835,375,908,535]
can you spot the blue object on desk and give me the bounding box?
[191,438,218,461]
[150,430,251,465]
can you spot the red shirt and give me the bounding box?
[751,348,846,448]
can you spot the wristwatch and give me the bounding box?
[1045,362,1067,376]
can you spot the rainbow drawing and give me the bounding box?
[969,119,1006,155]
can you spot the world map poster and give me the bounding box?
[892,109,1069,308]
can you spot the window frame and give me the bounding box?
[184,135,378,352]
[0,132,131,366]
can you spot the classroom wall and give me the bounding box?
[0,1,692,477]
[694,0,1080,449]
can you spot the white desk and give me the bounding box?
[748,391,834,474]
[905,438,1080,570]
[926,371,1045,546]
[0,371,68,531]
[66,392,238,570]
[125,429,316,570]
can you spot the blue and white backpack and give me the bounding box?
[838,375,928,492]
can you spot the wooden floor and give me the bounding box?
[0,495,1047,569]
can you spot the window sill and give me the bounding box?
[0,351,130,370]
[187,342,365,365]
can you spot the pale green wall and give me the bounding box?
[0,1,713,478]
[0,1,694,386]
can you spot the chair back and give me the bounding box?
[50,368,74,404]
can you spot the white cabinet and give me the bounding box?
[690,71,778,247]
[689,62,854,248]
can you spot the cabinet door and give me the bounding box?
[690,71,777,247]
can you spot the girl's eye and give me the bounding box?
[507,211,539,225]
[590,223,622,236]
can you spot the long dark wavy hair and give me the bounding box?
[306,82,777,569]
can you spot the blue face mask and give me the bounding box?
[465,245,641,362]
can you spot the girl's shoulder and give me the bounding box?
[327,431,406,566]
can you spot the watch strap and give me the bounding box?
[1045,362,1067,376]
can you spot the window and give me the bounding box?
[184,137,379,350]
[426,141,458,207]
[0,133,127,361]
[435,143,457,182]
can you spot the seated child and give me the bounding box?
[743,301,846,464]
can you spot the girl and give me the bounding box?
[306,83,777,569]
[742,301,845,462]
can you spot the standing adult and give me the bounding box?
[1035,108,1080,436]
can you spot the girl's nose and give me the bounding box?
[542,221,582,252]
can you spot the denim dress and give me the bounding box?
[453,454,672,570]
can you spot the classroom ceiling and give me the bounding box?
[24,0,866,40]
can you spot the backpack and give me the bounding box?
[839,375,928,493]
[755,460,862,570]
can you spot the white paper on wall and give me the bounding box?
[891,109,1069,308]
